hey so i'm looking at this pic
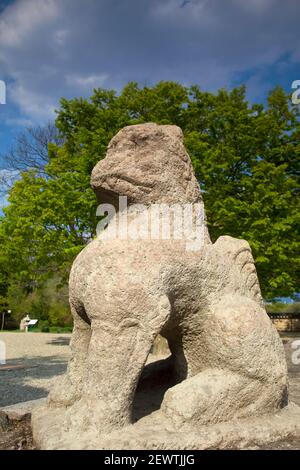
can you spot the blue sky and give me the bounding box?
[0,0,300,170]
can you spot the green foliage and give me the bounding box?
[184,86,299,298]
[0,81,299,312]
[5,277,71,327]
[41,321,50,333]
[266,302,300,314]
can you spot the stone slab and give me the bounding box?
[1,398,46,421]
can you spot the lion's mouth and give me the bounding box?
[100,173,154,189]
[93,173,154,206]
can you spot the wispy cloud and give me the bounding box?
[4,117,33,127]
[66,73,109,90]
[0,0,58,49]
[9,83,56,120]
[0,0,299,130]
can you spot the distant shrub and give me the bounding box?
[266,302,300,315]
[41,321,50,332]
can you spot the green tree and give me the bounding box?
[184,86,299,298]
[0,81,299,307]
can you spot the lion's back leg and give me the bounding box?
[161,295,287,428]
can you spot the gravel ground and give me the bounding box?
[0,333,71,407]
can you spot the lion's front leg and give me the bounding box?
[65,292,171,433]
[48,303,91,407]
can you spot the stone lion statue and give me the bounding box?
[32,123,289,449]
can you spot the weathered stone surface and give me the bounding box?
[2,398,46,421]
[32,401,300,450]
[91,123,202,206]
[32,123,293,449]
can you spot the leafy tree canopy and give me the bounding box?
[0,81,299,325]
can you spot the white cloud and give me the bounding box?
[4,117,33,127]
[0,0,58,49]
[66,73,109,90]
[0,169,19,180]
[1,169,11,177]
[9,83,56,121]
[0,0,298,128]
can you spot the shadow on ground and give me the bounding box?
[0,355,68,407]
[46,337,71,346]
[133,355,177,421]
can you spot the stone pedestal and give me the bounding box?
[32,401,300,450]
